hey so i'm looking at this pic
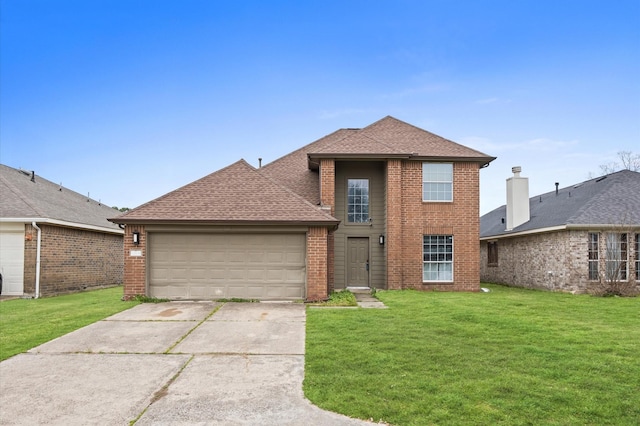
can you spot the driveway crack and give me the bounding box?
[164,303,224,354]
[129,355,194,425]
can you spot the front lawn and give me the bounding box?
[304,284,640,425]
[0,286,138,361]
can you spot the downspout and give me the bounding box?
[32,222,41,299]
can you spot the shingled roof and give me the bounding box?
[262,115,494,205]
[480,169,640,239]
[309,116,495,161]
[0,164,122,233]
[111,160,338,225]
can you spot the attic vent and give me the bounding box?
[573,183,582,188]
[595,176,607,182]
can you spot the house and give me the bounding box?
[480,167,640,294]
[111,116,495,301]
[0,164,124,297]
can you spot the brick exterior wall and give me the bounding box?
[320,159,336,294]
[386,159,403,289]
[23,224,123,297]
[307,226,329,301]
[480,229,640,293]
[390,161,481,291]
[123,225,146,300]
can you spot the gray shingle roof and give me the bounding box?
[0,164,122,232]
[111,160,338,225]
[480,170,640,238]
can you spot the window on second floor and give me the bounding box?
[347,179,369,223]
[423,163,453,201]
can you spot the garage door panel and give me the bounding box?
[149,233,306,300]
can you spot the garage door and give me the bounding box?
[148,233,306,300]
[0,228,25,296]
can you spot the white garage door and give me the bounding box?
[0,227,25,296]
[148,233,306,300]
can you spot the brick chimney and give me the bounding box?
[506,166,530,231]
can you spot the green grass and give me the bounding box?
[309,290,358,307]
[304,284,640,425]
[0,286,139,361]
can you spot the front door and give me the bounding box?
[347,237,369,287]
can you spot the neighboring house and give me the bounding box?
[0,164,124,297]
[480,167,640,293]
[111,116,495,301]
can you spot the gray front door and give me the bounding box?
[347,237,369,287]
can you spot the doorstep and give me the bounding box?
[352,292,387,309]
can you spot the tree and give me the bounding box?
[111,206,131,212]
[599,151,640,175]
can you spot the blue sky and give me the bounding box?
[2,0,639,215]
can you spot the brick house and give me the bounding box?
[111,116,495,301]
[480,167,640,293]
[0,164,124,297]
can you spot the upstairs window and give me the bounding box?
[423,163,453,201]
[347,179,369,223]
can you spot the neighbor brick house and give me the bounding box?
[480,168,640,293]
[0,164,124,297]
[111,116,495,301]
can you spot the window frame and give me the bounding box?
[605,233,628,282]
[423,235,454,282]
[346,178,370,225]
[588,232,599,281]
[635,233,639,281]
[422,162,453,202]
[487,241,498,266]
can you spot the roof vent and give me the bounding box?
[30,171,35,183]
[596,176,607,182]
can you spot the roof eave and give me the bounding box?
[1,217,124,235]
[108,218,340,227]
[307,153,496,169]
[307,153,412,170]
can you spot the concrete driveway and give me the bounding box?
[0,302,370,425]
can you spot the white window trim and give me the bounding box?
[346,178,370,225]
[605,232,629,282]
[423,235,454,283]
[422,162,453,202]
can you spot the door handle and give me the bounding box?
[365,262,369,272]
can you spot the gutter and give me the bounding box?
[0,217,123,235]
[32,222,41,299]
[480,222,640,241]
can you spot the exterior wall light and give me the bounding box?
[132,231,140,245]
[379,234,385,245]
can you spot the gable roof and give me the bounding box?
[263,116,495,205]
[0,164,122,233]
[480,169,640,239]
[111,160,338,225]
[309,116,495,162]
[260,128,358,204]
